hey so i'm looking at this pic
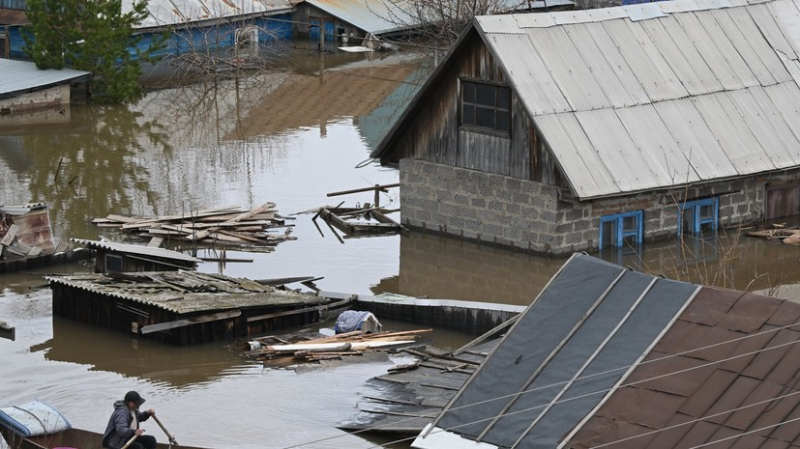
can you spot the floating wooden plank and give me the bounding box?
[1,224,19,246]
[27,246,42,257]
[141,310,242,334]
[147,237,164,248]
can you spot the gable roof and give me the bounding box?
[374,0,800,200]
[412,254,800,449]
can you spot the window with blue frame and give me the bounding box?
[599,211,644,249]
[678,198,719,237]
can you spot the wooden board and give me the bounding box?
[0,224,18,246]
[140,310,242,334]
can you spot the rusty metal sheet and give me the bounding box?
[724,381,786,431]
[597,387,687,430]
[765,341,800,386]
[678,369,738,418]
[767,300,800,326]
[756,393,800,443]
[674,420,720,449]
[569,416,656,449]
[641,413,694,449]
[742,329,800,380]
[719,328,780,373]
[679,286,739,326]
[626,354,716,398]
[652,320,714,354]
[717,293,783,332]
[704,376,761,425]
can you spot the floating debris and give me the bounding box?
[242,328,432,369]
[299,183,404,239]
[91,203,296,248]
[745,223,800,245]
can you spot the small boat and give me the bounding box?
[0,400,209,449]
[1,425,210,449]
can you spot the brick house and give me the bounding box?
[372,0,800,254]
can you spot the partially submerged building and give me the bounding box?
[46,271,333,345]
[413,253,800,449]
[0,59,89,113]
[373,0,800,254]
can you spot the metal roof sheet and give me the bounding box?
[0,60,90,98]
[45,271,323,314]
[302,0,421,35]
[72,239,201,264]
[419,254,700,449]
[127,0,291,29]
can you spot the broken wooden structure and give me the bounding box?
[91,203,295,249]
[241,328,432,369]
[336,340,499,434]
[745,223,800,245]
[45,271,352,345]
[309,183,404,238]
[73,239,201,273]
[0,203,92,274]
[0,320,14,341]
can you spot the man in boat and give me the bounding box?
[102,391,157,449]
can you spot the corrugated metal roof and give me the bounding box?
[45,271,323,314]
[416,254,700,449]
[125,0,292,29]
[303,0,421,35]
[72,239,201,264]
[0,60,90,98]
[470,0,800,198]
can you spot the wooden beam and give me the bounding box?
[246,297,353,323]
[141,310,241,334]
[1,224,18,246]
[327,183,399,197]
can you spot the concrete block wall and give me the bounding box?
[400,159,789,255]
[400,159,563,252]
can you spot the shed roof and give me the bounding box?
[373,0,800,199]
[302,0,421,35]
[0,60,90,100]
[125,0,292,29]
[45,271,324,314]
[412,254,800,449]
[72,239,201,264]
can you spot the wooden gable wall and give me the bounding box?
[385,29,560,185]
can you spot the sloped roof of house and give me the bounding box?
[0,59,90,100]
[412,253,800,449]
[373,0,800,199]
[125,0,292,29]
[302,0,421,35]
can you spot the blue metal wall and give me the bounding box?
[0,0,27,10]
[6,13,293,60]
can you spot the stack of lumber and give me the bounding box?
[745,224,800,245]
[91,203,296,247]
[242,329,432,369]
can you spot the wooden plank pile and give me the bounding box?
[745,223,800,245]
[242,329,432,369]
[91,203,296,247]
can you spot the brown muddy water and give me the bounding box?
[3,49,800,449]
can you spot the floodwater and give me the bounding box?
[3,47,800,449]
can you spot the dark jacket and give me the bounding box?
[102,400,151,449]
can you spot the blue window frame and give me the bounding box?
[599,211,643,250]
[678,198,719,237]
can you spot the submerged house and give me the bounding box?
[413,253,800,449]
[0,0,293,60]
[373,0,800,254]
[73,239,200,273]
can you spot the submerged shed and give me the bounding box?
[413,253,800,449]
[73,239,200,273]
[0,60,90,114]
[46,271,332,345]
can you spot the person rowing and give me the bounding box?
[102,391,157,449]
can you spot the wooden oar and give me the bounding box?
[152,414,179,445]
[121,433,138,449]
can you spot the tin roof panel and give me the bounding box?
[525,27,610,111]
[131,0,292,28]
[303,0,421,35]
[72,239,201,264]
[0,60,90,98]
[485,33,572,115]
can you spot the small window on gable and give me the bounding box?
[678,198,718,237]
[461,80,511,135]
[599,211,643,250]
[105,254,123,272]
